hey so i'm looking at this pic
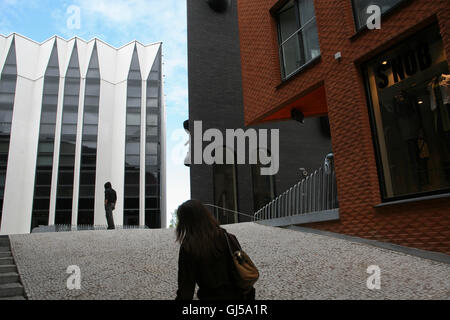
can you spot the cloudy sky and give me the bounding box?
[0,0,190,225]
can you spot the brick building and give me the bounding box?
[186,0,331,224]
[236,0,450,254]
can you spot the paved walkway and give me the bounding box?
[9,223,450,300]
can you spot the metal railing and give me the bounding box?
[254,153,338,222]
[32,224,149,233]
[204,204,254,225]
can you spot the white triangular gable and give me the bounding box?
[137,42,161,81]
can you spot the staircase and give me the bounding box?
[0,235,26,300]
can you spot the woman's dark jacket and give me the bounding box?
[175,228,255,300]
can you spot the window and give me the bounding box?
[145,48,162,228]
[124,47,142,226]
[352,0,407,30]
[31,44,59,230]
[55,44,80,225]
[77,45,100,226]
[0,40,17,229]
[364,24,450,200]
[276,0,320,79]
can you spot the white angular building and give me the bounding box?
[0,34,166,234]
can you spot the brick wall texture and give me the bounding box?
[237,0,450,254]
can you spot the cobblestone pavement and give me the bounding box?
[9,222,450,300]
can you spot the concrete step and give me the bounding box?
[0,296,25,300]
[0,283,24,298]
[0,257,14,265]
[0,265,17,274]
[0,252,12,258]
[0,272,19,285]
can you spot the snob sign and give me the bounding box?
[375,42,433,89]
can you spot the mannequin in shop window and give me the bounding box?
[393,90,430,189]
[427,73,450,180]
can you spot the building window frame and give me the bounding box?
[275,0,321,81]
[362,23,450,203]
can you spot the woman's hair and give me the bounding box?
[176,200,222,259]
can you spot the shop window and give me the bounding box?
[352,0,408,30]
[276,0,320,80]
[364,24,450,200]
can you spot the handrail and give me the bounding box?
[204,204,256,220]
[254,154,338,222]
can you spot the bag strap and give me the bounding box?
[223,229,241,256]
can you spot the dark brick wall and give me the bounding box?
[236,0,450,253]
[187,0,332,220]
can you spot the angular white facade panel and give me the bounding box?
[2,77,44,234]
[0,36,13,75]
[0,34,165,234]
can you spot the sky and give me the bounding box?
[0,0,191,226]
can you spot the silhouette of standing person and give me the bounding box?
[104,182,117,230]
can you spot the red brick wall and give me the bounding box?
[237,0,450,254]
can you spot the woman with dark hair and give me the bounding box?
[175,199,256,300]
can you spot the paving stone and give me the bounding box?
[8,223,450,300]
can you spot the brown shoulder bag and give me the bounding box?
[224,230,259,292]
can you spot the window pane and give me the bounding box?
[127,97,141,108]
[145,155,157,166]
[147,114,158,126]
[301,19,320,62]
[125,155,140,167]
[127,112,141,125]
[298,0,315,25]
[281,34,303,77]
[147,127,158,136]
[126,142,140,155]
[278,1,298,42]
[146,142,157,155]
[147,86,159,98]
[147,98,158,108]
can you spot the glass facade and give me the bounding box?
[145,48,161,228]
[124,47,141,226]
[55,44,81,224]
[0,41,17,228]
[78,45,100,225]
[31,44,59,230]
[276,0,320,79]
[352,0,407,30]
[364,24,450,200]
